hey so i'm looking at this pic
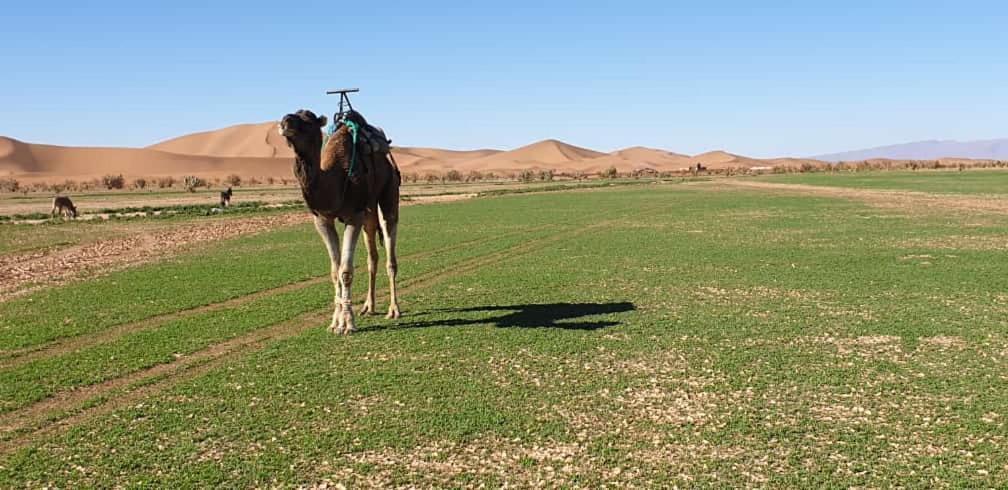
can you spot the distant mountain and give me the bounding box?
[815,139,1008,162]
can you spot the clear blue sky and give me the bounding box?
[1,1,1005,157]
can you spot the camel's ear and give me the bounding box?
[317,115,327,127]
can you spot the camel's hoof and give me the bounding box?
[340,316,357,335]
[359,303,376,316]
[386,306,401,320]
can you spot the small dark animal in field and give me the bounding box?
[220,187,233,207]
[692,163,707,175]
[51,196,78,219]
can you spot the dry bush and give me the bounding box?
[30,181,51,193]
[424,173,440,184]
[445,170,463,182]
[224,174,242,187]
[156,176,175,188]
[133,178,147,190]
[518,169,536,183]
[102,174,125,190]
[465,170,484,182]
[0,177,20,193]
[538,169,555,182]
[631,168,658,179]
[183,175,206,192]
[246,177,261,186]
[265,176,276,185]
[600,166,619,179]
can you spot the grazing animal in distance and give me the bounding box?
[51,196,78,219]
[220,187,233,207]
[279,109,402,335]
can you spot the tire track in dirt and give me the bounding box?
[0,224,552,370]
[0,217,620,453]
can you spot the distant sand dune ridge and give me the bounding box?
[2,121,826,182]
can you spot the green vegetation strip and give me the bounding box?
[757,168,1008,195]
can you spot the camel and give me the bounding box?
[279,109,401,335]
[51,196,78,219]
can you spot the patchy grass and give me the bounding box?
[758,169,1008,195]
[1,180,1007,487]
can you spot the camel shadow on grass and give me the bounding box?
[362,302,636,333]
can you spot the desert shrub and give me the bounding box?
[247,177,261,186]
[224,174,242,187]
[518,170,536,183]
[465,170,484,182]
[102,174,125,190]
[29,181,51,193]
[484,171,498,181]
[424,173,440,184]
[133,178,147,190]
[0,177,20,193]
[265,176,276,185]
[156,176,175,188]
[601,166,619,179]
[183,175,207,192]
[445,170,463,182]
[538,169,555,182]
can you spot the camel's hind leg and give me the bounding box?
[313,215,343,333]
[378,182,401,319]
[359,211,380,315]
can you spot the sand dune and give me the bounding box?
[149,122,293,159]
[578,146,693,173]
[1,136,291,182]
[453,139,605,173]
[3,121,829,182]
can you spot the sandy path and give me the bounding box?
[720,180,1008,215]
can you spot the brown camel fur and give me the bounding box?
[279,109,401,335]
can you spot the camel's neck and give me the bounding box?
[292,136,323,203]
[292,135,346,213]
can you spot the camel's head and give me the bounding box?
[279,110,327,149]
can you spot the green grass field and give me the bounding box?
[760,169,1008,195]
[1,175,1007,487]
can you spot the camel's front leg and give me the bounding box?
[337,214,364,334]
[359,212,380,315]
[313,215,343,333]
